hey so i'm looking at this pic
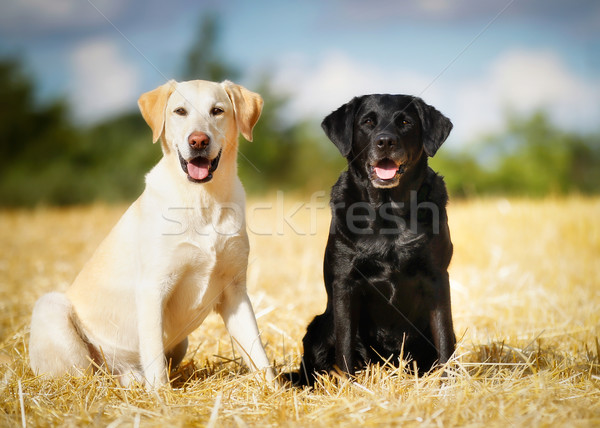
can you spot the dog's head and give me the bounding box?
[138,79,263,183]
[322,94,452,189]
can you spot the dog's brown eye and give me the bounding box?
[174,107,187,116]
[363,118,374,126]
[211,107,224,116]
[402,120,410,125]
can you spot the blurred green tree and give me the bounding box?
[236,76,345,194]
[78,112,161,202]
[0,59,85,205]
[0,58,162,206]
[180,13,239,82]
[431,110,600,197]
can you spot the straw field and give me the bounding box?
[1,195,599,426]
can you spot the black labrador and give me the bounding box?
[296,94,456,386]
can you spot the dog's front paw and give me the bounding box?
[122,369,168,390]
[144,374,170,391]
[118,370,147,388]
[253,366,283,390]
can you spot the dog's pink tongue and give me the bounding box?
[187,158,210,180]
[374,160,398,180]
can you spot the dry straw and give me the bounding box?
[1,196,599,426]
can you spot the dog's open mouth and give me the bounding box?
[178,149,222,183]
[374,159,400,180]
[369,159,406,188]
[371,159,405,186]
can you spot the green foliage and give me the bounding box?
[0,66,161,207]
[431,111,600,198]
[74,113,161,203]
[180,14,239,82]
[0,60,86,206]
[237,78,345,194]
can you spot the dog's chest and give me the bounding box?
[161,232,247,339]
[159,202,248,336]
[168,225,247,293]
[350,228,432,299]
[352,226,428,265]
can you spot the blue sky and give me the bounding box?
[1,0,599,148]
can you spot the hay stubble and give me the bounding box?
[1,196,599,426]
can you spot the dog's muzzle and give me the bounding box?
[178,149,222,183]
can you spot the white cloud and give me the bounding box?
[69,37,140,122]
[453,49,600,142]
[270,49,600,147]
[271,51,444,123]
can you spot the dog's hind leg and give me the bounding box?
[165,337,188,370]
[298,311,336,386]
[29,292,92,377]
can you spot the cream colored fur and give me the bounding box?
[29,80,275,388]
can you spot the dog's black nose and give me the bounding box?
[188,131,210,149]
[376,134,396,149]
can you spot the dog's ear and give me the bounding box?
[412,97,453,157]
[138,80,176,144]
[321,97,363,158]
[222,81,263,142]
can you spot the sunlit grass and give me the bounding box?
[1,196,599,426]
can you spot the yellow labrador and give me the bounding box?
[29,80,275,387]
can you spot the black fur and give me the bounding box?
[296,94,456,386]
